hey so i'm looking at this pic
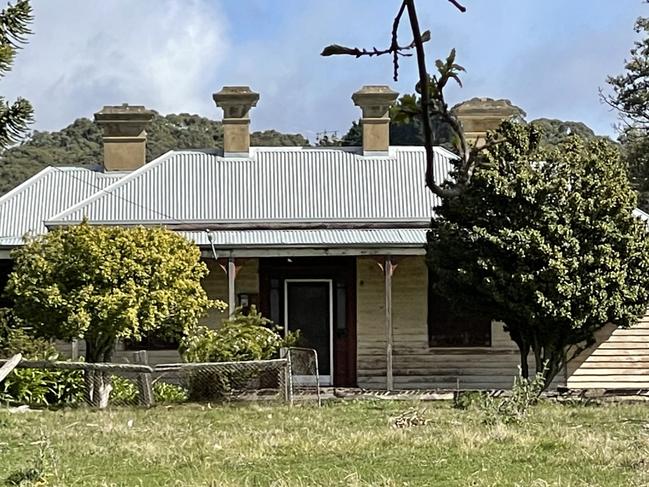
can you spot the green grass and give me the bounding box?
[1,400,649,486]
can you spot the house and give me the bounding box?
[1,85,648,390]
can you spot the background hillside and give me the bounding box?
[0,113,309,196]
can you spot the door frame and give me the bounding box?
[284,278,334,385]
[259,257,357,387]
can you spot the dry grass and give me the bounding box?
[1,400,649,486]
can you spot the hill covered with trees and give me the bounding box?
[0,113,308,195]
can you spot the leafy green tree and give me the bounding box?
[427,121,649,386]
[0,113,309,196]
[0,0,33,147]
[5,223,223,405]
[604,8,649,210]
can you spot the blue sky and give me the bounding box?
[4,0,646,141]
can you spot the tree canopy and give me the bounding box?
[427,121,649,386]
[0,0,33,148]
[0,113,308,196]
[6,223,221,365]
[605,8,649,211]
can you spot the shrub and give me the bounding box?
[153,382,188,403]
[179,306,297,401]
[454,367,545,425]
[0,309,84,406]
[180,306,297,363]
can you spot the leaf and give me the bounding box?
[320,44,358,57]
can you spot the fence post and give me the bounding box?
[134,351,154,407]
[281,348,294,407]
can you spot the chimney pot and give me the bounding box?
[352,85,398,155]
[94,104,154,171]
[213,86,259,156]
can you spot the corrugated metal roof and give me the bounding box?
[49,146,455,225]
[0,167,123,246]
[180,228,428,248]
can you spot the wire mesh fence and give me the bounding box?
[0,348,321,409]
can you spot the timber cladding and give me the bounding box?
[356,255,524,390]
[567,314,649,389]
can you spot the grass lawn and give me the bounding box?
[1,400,649,486]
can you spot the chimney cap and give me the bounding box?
[352,85,398,107]
[94,104,155,124]
[213,86,259,119]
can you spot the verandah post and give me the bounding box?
[384,256,394,391]
[228,256,236,317]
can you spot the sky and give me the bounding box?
[2,0,646,142]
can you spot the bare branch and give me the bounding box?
[447,0,467,12]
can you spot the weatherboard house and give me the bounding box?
[0,86,647,390]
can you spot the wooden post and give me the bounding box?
[71,339,79,360]
[133,351,154,407]
[384,256,394,391]
[0,353,21,384]
[228,256,236,317]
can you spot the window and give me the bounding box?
[427,275,491,347]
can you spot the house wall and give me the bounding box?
[356,255,528,390]
[566,312,649,389]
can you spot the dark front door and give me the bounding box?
[259,257,357,387]
[285,280,332,382]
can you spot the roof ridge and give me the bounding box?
[0,166,55,206]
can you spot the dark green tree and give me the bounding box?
[0,113,308,196]
[604,6,649,210]
[427,121,649,386]
[0,0,33,148]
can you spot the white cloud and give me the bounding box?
[3,0,229,130]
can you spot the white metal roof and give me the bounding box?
[0,167,123,247]
[48,146,455,226]
[182,228,428,248]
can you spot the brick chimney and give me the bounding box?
[452,97,526,147]
[94,104,154,172]
[213,86,260,157]
[352,85,398,155]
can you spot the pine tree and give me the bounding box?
[0,0,33,148]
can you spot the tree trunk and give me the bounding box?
[84,338,115,409]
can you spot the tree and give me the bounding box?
[0,113,309,196]
[427,121,649,386]
[604,7,649,211]
[5,223,222,405]
[321,0,491,198]
[0,0,33,147]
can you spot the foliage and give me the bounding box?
[6,223,222,363]
[427,121,649,386]
[454,368,546,425]
[153,382,188,403]
[180,306,296,401]
[109,376,139,404]
[0,314,85,406]
[0,1,33,148]
[0,113,309,196]
[180,306,296,363]
[605,8,649,211]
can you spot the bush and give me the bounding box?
[454,367,545,425]
[153,382,188,403]
[179,306,297,363]
[179,306,297,401]
[0,309,84,406]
